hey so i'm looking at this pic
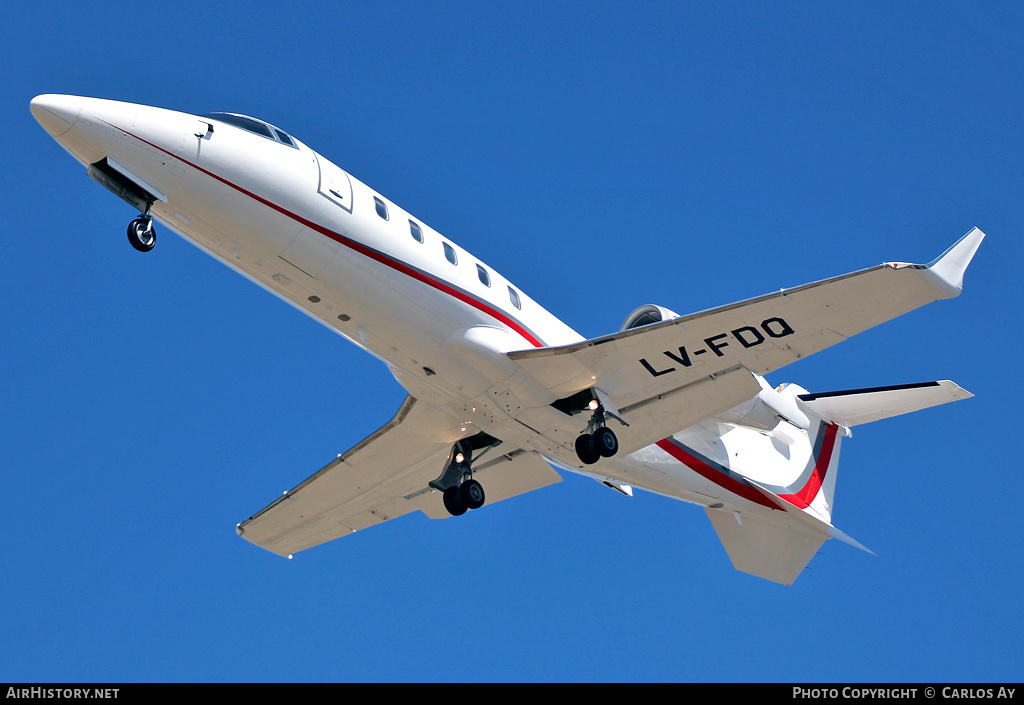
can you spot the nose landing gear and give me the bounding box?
[127,202,156,253]
[127,216,156,252]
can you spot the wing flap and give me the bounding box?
[237,447,449,556]
[237,396,564,556]
[611,365,763,456]
[237,396,457,556]
[406,448,562,519]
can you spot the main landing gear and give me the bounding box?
[575,401,620,465]
[126,203,156,253]
[432,435,500,517]
[442,478,485,517]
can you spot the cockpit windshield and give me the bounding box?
[200,112,296,147]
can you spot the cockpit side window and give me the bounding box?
[272,128,295,146]
[200,112,297,147]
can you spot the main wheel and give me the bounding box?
[575,434,600,465]
[592,427,619,458]
[127,218,156,252]
[459,479,485,510]
[443,486,467,516]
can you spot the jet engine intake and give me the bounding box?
[620,304,680,331]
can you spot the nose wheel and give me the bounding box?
[127,204,156,252]
[127,218,156,252]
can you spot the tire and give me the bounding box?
[443,486,467,516]
[459,479,485,510]
[127,219,156,252]
[592,427,618,458]
[575,434,600,465]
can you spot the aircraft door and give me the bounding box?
[314,151,353,212]
[279,152,353,277]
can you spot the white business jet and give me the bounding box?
[31,94,983,585]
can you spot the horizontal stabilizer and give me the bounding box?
[797,380,972,427]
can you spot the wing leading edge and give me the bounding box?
[237,396,561,556]
[507,227,984,455]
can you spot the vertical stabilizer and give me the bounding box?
[705,508,828,586]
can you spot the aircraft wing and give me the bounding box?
[509,228,984,453]
[237,396,561,556]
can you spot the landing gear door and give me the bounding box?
[314,151,353,213]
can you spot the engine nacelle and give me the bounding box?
[717,381,812,433]
[620,304,680,331]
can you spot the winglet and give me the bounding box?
[924,227,985,298]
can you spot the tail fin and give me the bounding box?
[704,410,850,585]
[781,379,972,542]
[706,476,877,586]
[707,379,972,585]
[705,507,829,586]
[785,380,972,524]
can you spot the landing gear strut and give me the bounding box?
[575,401,619,465]
[433,437,499,516]
[127,203,156,253]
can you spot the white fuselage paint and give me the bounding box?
[33,95,827,523]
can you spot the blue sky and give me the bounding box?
[2,1,1022,682]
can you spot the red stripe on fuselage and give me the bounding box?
[100,118,546,348]
[655,422,840,512]
[777,423,838,509]
[654,439,780,510]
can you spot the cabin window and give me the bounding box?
[374,197,388,220]
[443,242,458,265]
[508,286,522,310]
[476,264,491,287]
[409,220,423,243]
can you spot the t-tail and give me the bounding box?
[706,378,973,585]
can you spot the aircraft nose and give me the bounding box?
[30,94,82,137]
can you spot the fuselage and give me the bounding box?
[31,94,830,522]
